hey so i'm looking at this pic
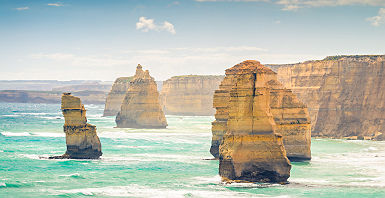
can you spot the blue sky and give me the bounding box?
[1,0,385,80]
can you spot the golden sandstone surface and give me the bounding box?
[215,60,294,183]
[50,93,102,159]
[160,75,224,116]
[115,64,167,128]
[211,60,311,162]
[103,77,133,116]
[271,55,385,140]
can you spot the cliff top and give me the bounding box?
[322,55,385,61]
[226,60,276,75]
[267,55,385,69]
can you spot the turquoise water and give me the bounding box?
[1,103,385,197]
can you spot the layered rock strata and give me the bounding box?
[211,61,311,161]
[50,93,102,159]
[160,75,224,116]
[216,60,291,183]
[103,77,133,116]
[270,55,385,139]
[116,64,167,128]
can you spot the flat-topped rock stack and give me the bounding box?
[160,75,224,116]
[215,60,292,183]
[267,79,311,161]
[211,61,312,162]
[103,77,133,116]
[50,93,102,159]
[115,64,167,128]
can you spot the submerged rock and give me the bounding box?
[216,60,291,183]
[50,93,102,159]
[115,64,167,128]
[103,77,133,116]
[160,75,224,116]
[211,61,311,161]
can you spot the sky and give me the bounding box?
[1,0,385,81]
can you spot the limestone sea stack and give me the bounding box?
[211,61,311,161]
[103,77,133,116]
[270,55,385,139]
[160,75,224,116]
[268,81,311,161]
[115,64,167,128]
[216,60,291,183]
[50,93,102,159]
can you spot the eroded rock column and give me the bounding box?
[217,60,291,183]
[51,93,102,159]
[115,64,167,128]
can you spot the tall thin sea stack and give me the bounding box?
[215,60,291,183]
[115,64,167,128]
[50,93,102,159]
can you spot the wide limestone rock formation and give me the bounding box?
[103,77,133,116]
[50,93,102,159]
[212,61,311,161]
[270,55,385,139]
[160,75,224,116]
[216,60,291,183]
[116,64,167,128]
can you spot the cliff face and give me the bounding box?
[272,55,385,139]
[216,60,291,183]
[103,77,133,116]
[211,62,311,161]
[50,93,102,159]
[116,65,167,128]
[160,75,224,116]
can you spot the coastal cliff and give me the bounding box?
[50,93,102,159]
[160,75,224,116]
[271,55,385,139]
[116,64,167,128]
[212,61,311,161]
[216,60,291,183]
[103,77,133,116]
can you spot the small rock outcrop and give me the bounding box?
[103,77,133,116]
[160,75,224,116]
[50,93,102,159]
[215,60,291,183]
[115,64,167,128]
[211,61,311,161]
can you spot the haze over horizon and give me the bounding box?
[1,0,385,81]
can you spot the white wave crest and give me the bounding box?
[52,184,266,197]
[1,132,31,136]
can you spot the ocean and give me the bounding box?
[1,103,385,197]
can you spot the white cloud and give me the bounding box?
[196,0,385,11]
[29,53,131,67]
[27,46,278,80]
[367,8,385,26]
[15,7,29,11]
[136,17,176,34]
[162,21,176,34]
[277,0,385,11]
[47,3,64,7]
